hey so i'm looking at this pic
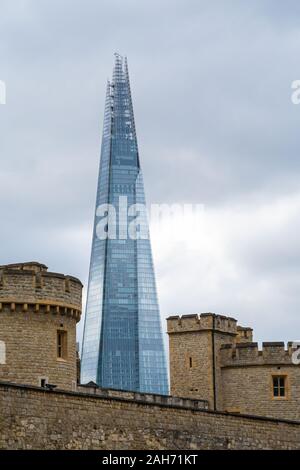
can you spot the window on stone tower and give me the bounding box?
[272,375,286,398]
[189,357,193,368]
[39,377,48,388]
[57,330,67,360]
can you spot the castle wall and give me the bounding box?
[169,326,214,404]
[168,314,300,420]
[0,381,299,450]
[220,343,300,420]
[212,331,236,410]
[222,365,300,420]
[236,326,253,343]
[0,308,77,390]
[0,263,82,391]
[167,314,237,409]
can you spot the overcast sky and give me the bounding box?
[1,0,300,348]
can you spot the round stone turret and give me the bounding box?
[0,262,82,390]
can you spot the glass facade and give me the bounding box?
[81,55,169,395]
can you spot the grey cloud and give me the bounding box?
[0,0,300,347]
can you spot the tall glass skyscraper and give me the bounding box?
[81,54,169,395]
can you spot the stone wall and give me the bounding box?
[167,314,237,409]
[169,327,214,404]
[222,364,300,420]
[77,383,209,410]
[0,262,82,310]
[0,262,82,391]
[220,342,300,419]
[167,314,300,420]
[0,381,299,450]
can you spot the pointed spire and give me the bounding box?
[112,52,125,85]
[81,55,169,394]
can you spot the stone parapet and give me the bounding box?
[220,342,298,367]
[0,262,82,322]
[167,313,237,336]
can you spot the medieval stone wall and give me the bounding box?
[0,382,299,450]
[220,342,300,419]
[167,314,237,409]
[167,314,300,420]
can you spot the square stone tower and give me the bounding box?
[167,313,245,410]
[167,313,300,421]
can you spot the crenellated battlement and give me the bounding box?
[236,325,253,343]
[220,341,299,367]
[168,309,300,421]
[0,262,82,322]
[167,313,237,336]
[77,382,209,411]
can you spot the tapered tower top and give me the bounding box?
[81,55,168,394]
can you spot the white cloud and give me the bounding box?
[151,191,300,343]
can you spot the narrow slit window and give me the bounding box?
[57,330,67,359]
